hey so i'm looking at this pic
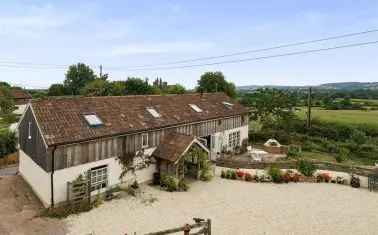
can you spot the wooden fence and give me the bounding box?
[145,218,211,235]
[216,159,378,177]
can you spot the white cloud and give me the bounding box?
[110,41,214,56]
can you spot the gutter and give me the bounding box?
[50,146,57,208]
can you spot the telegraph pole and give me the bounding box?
[307,86,312,129]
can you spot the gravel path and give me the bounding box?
[65,177,378,235]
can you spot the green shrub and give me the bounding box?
[297,160,316,177]
[336,147,349,163]
[267,166,283,183]
[160,174,178,192]
[178,179,189,191]
[287,145,302,158]
[230,170,237,180]
[221,170,226,178]
[0,130,17,158]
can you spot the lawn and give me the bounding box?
[296,107,378,127]
[301,151,375,166]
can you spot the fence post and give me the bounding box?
[207,219,211,235]
[183,224,190,235]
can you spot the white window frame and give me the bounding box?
[146,108,161,118]
[228,131,240,148]
[84,114,103,127]
[90,165,108,192]
[141,133,149,148]
[189,104,203,112]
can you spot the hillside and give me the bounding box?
[238,82,378,91]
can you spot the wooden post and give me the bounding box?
[183,224,190,235]
[207,219,211,235]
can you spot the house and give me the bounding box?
[18,93,249,207]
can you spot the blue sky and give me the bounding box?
[1,0,378,89]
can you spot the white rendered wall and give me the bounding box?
[20,147,157,207]
[19,150,51,207]
[216,124,249,152]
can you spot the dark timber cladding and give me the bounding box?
[20,93,249,171]
[19,106,49,170]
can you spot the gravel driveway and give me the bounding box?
[65,177,378,235]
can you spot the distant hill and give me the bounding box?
[238,82,378,91]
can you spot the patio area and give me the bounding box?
[65,175,378,235]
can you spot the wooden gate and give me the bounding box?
[67,173,90,204]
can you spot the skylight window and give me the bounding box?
[84,114,103,127]
[146,108,161,118]
[222,101,234,107]
[189,104,203,113]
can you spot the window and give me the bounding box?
[228,131,240,148]
[146,108,161,118]
[90,165,108,191]
[142,133,148,148]
[189,104,202,112]
[84,114,103,127]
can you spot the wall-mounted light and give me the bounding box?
[28,122,32,140]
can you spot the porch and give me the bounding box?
[153,132,210,181]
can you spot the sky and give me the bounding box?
[0,0,378,89]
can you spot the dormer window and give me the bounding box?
[84,114,103,127]
[147,108,161,118]
[189,104,202,113]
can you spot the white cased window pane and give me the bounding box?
[189,104,203,112]
[84,114,103,126]
[146,108,161,118]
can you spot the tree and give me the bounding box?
[81,79,111,96]
[167,84,186,94]
[48,84,67,96]
[0,130,17,158]
[0,85,15,115]
[64,63,97,95]
[242,88,297,124]
[197,71,236,98]
[109,81,126,96]
[124,77,153,95]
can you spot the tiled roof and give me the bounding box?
[30,93,249,146]
[0,88,32,100]
[152,132,196,162]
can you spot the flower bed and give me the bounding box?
[220,168,351,186]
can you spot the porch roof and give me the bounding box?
[153,132,208,163]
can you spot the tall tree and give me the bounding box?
[124,77,153,95]
[64,63,97,95]
[197,71,236,98]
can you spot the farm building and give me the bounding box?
[0,87,32,115]
[18,93,249,207]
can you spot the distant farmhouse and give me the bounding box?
[18,93,249,207]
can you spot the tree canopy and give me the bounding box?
[197,71,236,98]
[0,85,16,115]
[81,79,111,96]
[64,63,97,95]
[48,84,67,96]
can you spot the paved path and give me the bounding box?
[0,165,18,176]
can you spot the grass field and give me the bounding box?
[296,107,378,126]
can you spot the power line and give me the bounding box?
[0,29,377,70]
[107,40,378,72]
[0,40,377,73]
[107,29,378,69]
